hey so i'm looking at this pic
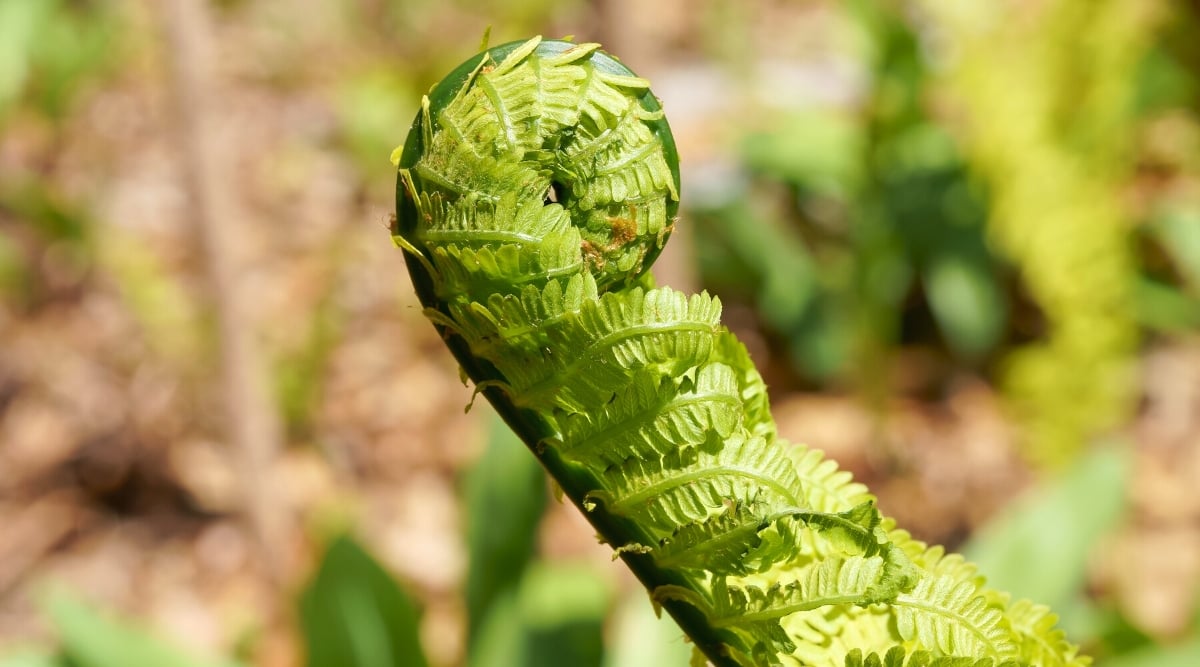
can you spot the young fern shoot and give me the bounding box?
[392,36,1088,667]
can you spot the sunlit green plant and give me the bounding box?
[392,36,1088,666]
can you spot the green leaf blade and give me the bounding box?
[299,536,427,667]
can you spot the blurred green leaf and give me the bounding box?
[470,562,610,667]
[44,590,239,667]
[0,650,62,667]
[1,180,90,245]
[300,536,427,667]
[1133,277,1200,332]
[1069,601,1155,660]
[924,254,1005,358]
[463,414,547,645]
[964,446,1129,613]
[786,293,854,381]
[518,562,610,661]
[692,198,817,329]
[1100,638,1200,667]
[876,124,960,173]
[468,592,524,667]
[0,0,117,121]
[0,0,49,116]
[1135,42,1200,113]
[1152,209,1200,294]
[692,193,861,380]
[29,4,116,120]
[603,590,692,667]
[741,111,864,196]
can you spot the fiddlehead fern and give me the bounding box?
[393,36,1088,667]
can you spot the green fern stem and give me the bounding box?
[392,36,1087,667]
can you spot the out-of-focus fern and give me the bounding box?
[918,0,1157,467]
[392,36,1089,666]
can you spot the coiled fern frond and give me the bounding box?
[392,36,1088,667]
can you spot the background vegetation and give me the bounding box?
[1,0,1198,665]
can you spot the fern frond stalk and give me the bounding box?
[393,36,1088,667]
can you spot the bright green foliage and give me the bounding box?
[394,36,1089,667]
[843,646,1020,667]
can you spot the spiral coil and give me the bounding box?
[393,36,1086,667]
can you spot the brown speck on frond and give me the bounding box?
[609,204,639,247]
[580,239,606,269]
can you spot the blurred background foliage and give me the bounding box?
[1,0,1199,666]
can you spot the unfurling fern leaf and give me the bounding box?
[392,35,1088,667]
[994,596,1090,667]
[843,646,1023,667]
